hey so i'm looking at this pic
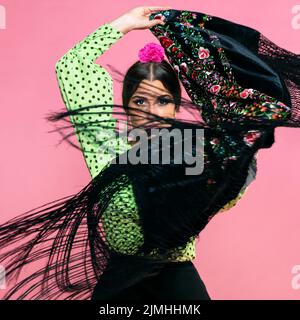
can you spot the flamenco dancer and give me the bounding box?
[0,6,299,300]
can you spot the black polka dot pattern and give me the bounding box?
[55,24,127,178]
[55,23,197,261]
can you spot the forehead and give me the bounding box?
[133,79,171,97]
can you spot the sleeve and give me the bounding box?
[55,23,129,179]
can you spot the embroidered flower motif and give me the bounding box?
[153,14,164,20]
[158,36,174,49]
[277,101,288,107]
[224,85,238,98]
[211,99,218,109]
[198,46,210,59]
[240,88,254,99]
[180,62,188,73]
[243,130,262,146]
[173,65,180,74]
[191,70,198,80]
[210,84,221,94]
[182,21,192,27]
[210,137,220,145]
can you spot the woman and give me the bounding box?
[0,6,299,300]
[54,6,216,300]
[54,6,253,300]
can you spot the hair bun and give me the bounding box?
[138,42,165,63]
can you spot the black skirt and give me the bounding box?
[91,260,211,301]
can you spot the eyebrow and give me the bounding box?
[131,94,173,99]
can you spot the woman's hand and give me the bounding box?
[109,6,171,34]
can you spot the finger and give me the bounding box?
[148,18,166,28]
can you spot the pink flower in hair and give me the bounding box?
[138,42,165,63]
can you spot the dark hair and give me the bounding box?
[122,60,181,113]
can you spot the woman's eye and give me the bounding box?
[158,98,172,105]
[133,99,145,106]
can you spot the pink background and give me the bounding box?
[0,0,300,299]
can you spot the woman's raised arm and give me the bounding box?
[55,23,126,178]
